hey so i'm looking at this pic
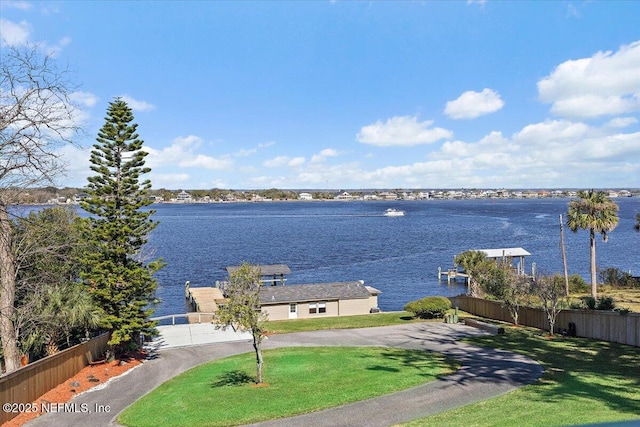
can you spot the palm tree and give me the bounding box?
[454,250,488,297]
[567,190,619,299]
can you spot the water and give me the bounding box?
[146,198,640,316]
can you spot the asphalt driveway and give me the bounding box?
[25,323,543,427]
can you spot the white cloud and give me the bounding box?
[235,141,275,157]
[357,115,452,146]
[263,155,307,168]
[513,120,590,144]
[0,19,31,46]
[70,91,99,108]
[144,135,233,171]
[211,113,640,188]
[45,36,71,57]
[150,173,190,188]
[318,148,339,157]
[288,157,305,167]
[440,131,510,158]
[263,156,291,168]
[52,144,91,187]
[311,148,341,163]
[605,117,638,128]
[444,88,505,119]
[120,95,156,112]
[0,18,71,56]
[180,154,232,170]
[538,40,640,118]
[0,1,34,11]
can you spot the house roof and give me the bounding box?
[225,264,291,277]
[259,281,376,305]
[476,247,531,258]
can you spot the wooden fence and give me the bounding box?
[0,332,110,425]
[451,296,640,348]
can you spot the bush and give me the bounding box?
[599,267,637,288]
[571,296,617,311]
[568,274,589,293]
[404,296,451,319]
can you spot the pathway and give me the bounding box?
[25,323,543,427]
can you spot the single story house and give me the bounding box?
[259,281,381,321]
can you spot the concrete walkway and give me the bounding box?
[149,323,252,350]
[25,323,543,427]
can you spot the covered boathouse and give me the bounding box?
[476,247,532,276]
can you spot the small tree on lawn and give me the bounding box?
[534,274,566,336]
[216,262,268,384]
[80,98,163,358]
[476,261,531,326]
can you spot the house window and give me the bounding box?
[318,302,326,313]
[309,302,327,314]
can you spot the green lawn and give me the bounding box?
[122,313,640,426]
[118,346,457,427]
[265,311,430,334]
[403,325,640,427]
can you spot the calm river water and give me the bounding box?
[146,198,640,316]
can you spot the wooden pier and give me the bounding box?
[184,264,292,323]
[438,267,470,284]
[185,281,226,323]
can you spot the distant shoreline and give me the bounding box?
[11,187,640,206]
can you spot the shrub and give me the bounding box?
[571,296,617,311]
[599,267,636,288]
[568,274,589,293]
[404,296,451,319]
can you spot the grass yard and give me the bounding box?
[403,325,640,427]
[599,286,640,312]
[265,310,429,334]
[118,346,457,427]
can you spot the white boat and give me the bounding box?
[384,208,405,217]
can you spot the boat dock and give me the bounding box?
[184,264,292,323]
[438,267,470,284]
[185,281,226,323]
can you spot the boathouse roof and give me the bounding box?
[476,247,531,259]
[259,281,379,305]
[225,264,291,277]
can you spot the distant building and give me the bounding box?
[334,191,355,200]
[298,192,313,200]
[73,193,89,203]
[379,192,398,200]
[175,190,192,202]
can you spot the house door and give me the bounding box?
[289,303,298,319]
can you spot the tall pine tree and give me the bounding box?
[80,98,163,356]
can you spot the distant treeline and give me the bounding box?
[4,187,639,205]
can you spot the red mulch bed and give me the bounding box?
[3,352,146,427]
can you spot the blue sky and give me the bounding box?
[2,1,639,190]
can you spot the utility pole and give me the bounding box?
[560,214,570,296]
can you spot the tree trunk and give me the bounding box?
[590,228,597,299]
[0,205,20,373]
[253,331,263,384]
